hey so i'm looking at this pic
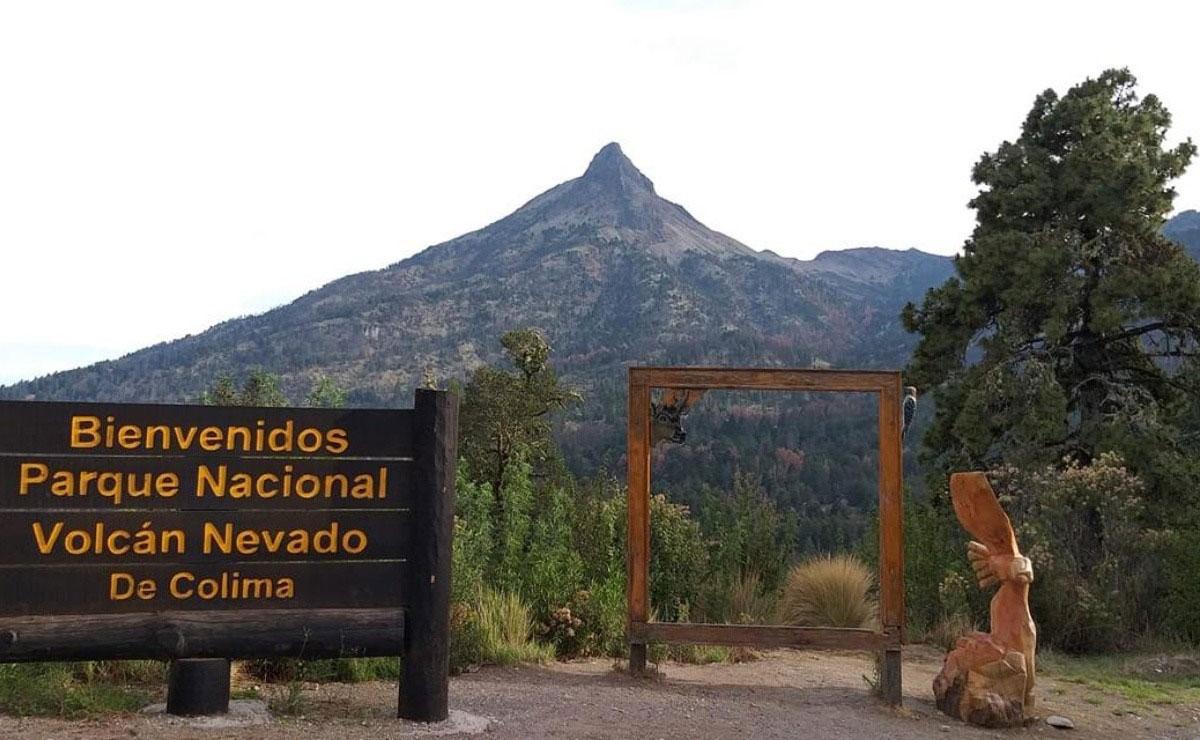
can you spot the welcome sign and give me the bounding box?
[0,389,457,721]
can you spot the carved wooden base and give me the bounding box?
[933,632,1031,728]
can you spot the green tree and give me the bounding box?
[201,369,287,407]
[305,374,347,408]
[201,371,347,409]
[459,328,581,494]
[902,69,1200,500]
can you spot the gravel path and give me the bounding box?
[2,647,1197,739]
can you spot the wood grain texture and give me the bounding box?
[0,608,404,661]
[0,456,413,510]
[631,367,896,392]
[878,376,905,706]
[399,389,458,723]
[624,366,906,701]
[878,377,905,633]
[626,373,651,675]
[167,659,231,716]
[0,400,413,458]
[629,622,890,651]
[0,510,408,564]
[0,560,405,616]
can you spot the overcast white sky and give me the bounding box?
[2,0,1198,384]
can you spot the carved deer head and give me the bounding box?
[650,389,706,445]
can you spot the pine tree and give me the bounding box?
[902,69,1200,503]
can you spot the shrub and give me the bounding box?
[475,588,554,665]
[780,554,878,629]
[992,453,1160,652]
[926,613,979,652]
[449,600,484,674]
[648,494,707,623]
[713,571,776,625]
[899,491,980,640]
[1161,525,1200,643]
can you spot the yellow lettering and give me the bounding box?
[18,463,48,494]
[70,416,101,448]
[110,572,135,600]
[117,425,142,449]
[199,426,224,451]
[196,464,225,496]
[203,522,232,554]
[326,428,348,454]
[31,521,63,554]
[170,571,195,598]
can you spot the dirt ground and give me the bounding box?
[2,646,1198,739]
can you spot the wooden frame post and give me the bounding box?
[626,367,905,705]
[878,376,905,706]
[627,375,651,674]
[399,389,459,722]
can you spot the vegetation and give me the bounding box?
[0,661,164,718]
[474,588,555,665]
[5,68,1200,723]
[448,331,803,670]
[902,68,1200,650]
[1039,651,1200,707]
[779,555,878,629]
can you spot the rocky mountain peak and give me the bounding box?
[579,142,655,195]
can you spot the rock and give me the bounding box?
[1046,715,1075,729]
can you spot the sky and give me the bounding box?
[2,0,1198,385]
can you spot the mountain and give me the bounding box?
[4,143,953,406]
[4,144,961,549]
[1166,210,1200,261]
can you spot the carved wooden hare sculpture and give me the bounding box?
[933,472,1037,728]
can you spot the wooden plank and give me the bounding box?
[0,400,413,458]
[0,456,411,510]
[630,367,895,392]
[0,560,405,616]
[0,607,404,662]
[878,375,905,706]
[399,389,458,723]
[0,510,407,564]
[629,622,891,651]
[626,373,651,674]
[878,378,905,633]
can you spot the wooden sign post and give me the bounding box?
[0,389,457,722]
[626,368,905,706]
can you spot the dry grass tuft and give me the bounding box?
[780,554,878,629]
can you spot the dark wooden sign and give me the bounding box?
[0,389,457,722]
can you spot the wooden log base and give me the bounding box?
[0,608,404,662]
[167,658,230,716]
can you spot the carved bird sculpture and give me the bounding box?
[944,471,1037,719]
[902,386,917,437]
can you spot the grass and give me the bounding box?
[779,554,878,629]
[238,656,400,684]
[0,661,166,718]
[476,587,554,665]
[648,643,732,665]
[1040,651,1200,707]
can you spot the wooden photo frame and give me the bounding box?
[626,367,905,705]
